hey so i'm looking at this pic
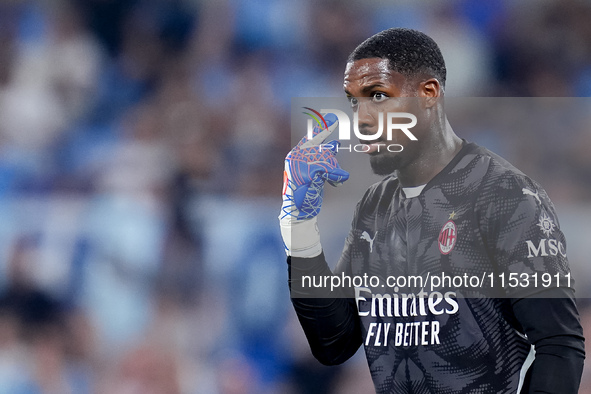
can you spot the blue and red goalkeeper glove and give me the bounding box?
[279,113,349,257]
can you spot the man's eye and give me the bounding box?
[372,92,388,102]
[347,97,359,111]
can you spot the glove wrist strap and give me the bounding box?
[280,217,322,258]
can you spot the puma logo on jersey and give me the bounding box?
[522,188,541,205]
[360,231,378,253]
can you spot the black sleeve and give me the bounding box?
[511,287,585,394]
[288,253,362,366]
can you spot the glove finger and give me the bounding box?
[292,184,309,211]
[293,173,325,210]
[321,139,341,155]
[300,113,339,148]
[323,167,350,186]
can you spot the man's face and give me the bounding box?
[343,57,425,175]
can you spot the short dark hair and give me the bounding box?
[348,28,446,87]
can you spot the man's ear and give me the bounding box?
[419,78,442,108]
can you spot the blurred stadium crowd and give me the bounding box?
[0,0,590,393]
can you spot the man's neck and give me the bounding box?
[396,121,463,188]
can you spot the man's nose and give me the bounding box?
[355,100,382,138]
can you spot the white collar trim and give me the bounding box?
[402,184,426,198]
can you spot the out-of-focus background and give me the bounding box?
[0,0,590,393]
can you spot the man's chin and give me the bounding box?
[369,154,399,176]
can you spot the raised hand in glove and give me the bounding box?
[279,112,349,257]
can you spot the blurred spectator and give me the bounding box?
[0,235,94,394]
[98,343,180,394]
[0,1,590,393]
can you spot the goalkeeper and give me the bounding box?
[280,28,584,394]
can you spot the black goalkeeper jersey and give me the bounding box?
[289,141,584,394]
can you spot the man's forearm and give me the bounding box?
[288,253,362,365]
[523,338,584,393]
[512,288,585,393]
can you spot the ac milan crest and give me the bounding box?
[438,220,457,255]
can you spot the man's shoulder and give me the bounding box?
[461,142,536,189]
[465,142,550,206]
[480,145,524,177]
[460,142,521,177]
[423,141,530,202]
